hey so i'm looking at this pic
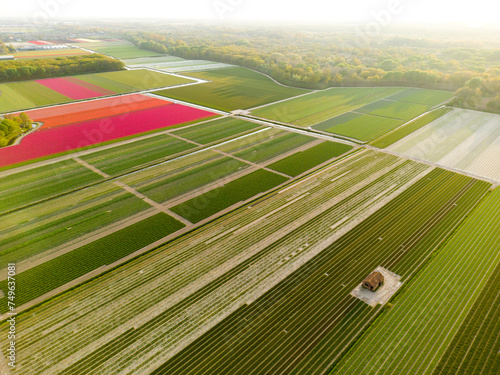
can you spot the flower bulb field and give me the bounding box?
[0,47,499,375]
[0,95,216,167]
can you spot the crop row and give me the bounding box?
[333,186,499,375]
[157,169,486,375]
[172,117,262,145]
[371,107,452,148]
[313,113,403,142]
[129,153,250,204]
[267,141,354,177]
[0,213,185,313]
[7,150,412,374]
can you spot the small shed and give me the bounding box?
[0,55,14,61]
[362,271,384,292]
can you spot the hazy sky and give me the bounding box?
[4,0,499,25]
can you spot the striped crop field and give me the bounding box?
[267,141,354,176]
[21,94,171,129]
[155,67,308,111]
[0,149,489,374]
[0,98,215,168]
[333,187,500,375]
[124,56,233,73]
[0,70,195,113]
[119,149,252,204]
[170,169,290,223]
[36,77,115,100]
[0,81,71,113]
[432,259,500,375]
[250,86,452,142]
[0,212,185,313]
[371,107,453,148]
[0,182,151,265]
[79,133,198,176]
[389,108,500,183]
[12,48,91,59]
[0,159,104,214]
[251,87,404,126]
[77,41,164,59]
[171,117,264,145]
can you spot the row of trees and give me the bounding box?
[0,54,124,83]
[0,113,32,147]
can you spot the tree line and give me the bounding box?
[0,113,33,147]
[0,54,124,83]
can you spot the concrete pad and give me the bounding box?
[350,266,403,307]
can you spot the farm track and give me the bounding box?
[5,150,438,374]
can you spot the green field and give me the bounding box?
[371,107,453,148]
[334,186,499,375]
[157,169,489,375]
[12,48,91,59]
[75,69,193,93]
[229,131,316,163]
[6,150,491,374]
[251,87,404,126]
[210,127,317,164]
[0,213,184,312]
[80,134,197,175]
[171,169,289,223]
[0,81,70,113]
[172,117,263,144]
[386,88,454,105]
[313,112,404,141]
[0,160,103,214]
[356,99,431,121]
[267,141,353,176]
[0,182,150,265]
[122,56,185,65]
[155,67,308,111]
[78,41,163,59]
[122,150,251,204]
[0,69,194,114]
[433,260,500,375]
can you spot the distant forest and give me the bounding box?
[121,26,500,112]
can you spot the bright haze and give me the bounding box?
[2,0,499,25]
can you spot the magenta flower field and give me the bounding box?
[37,77,110,100]
[0,104,214,167]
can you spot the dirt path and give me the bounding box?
[73,157,110,178]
